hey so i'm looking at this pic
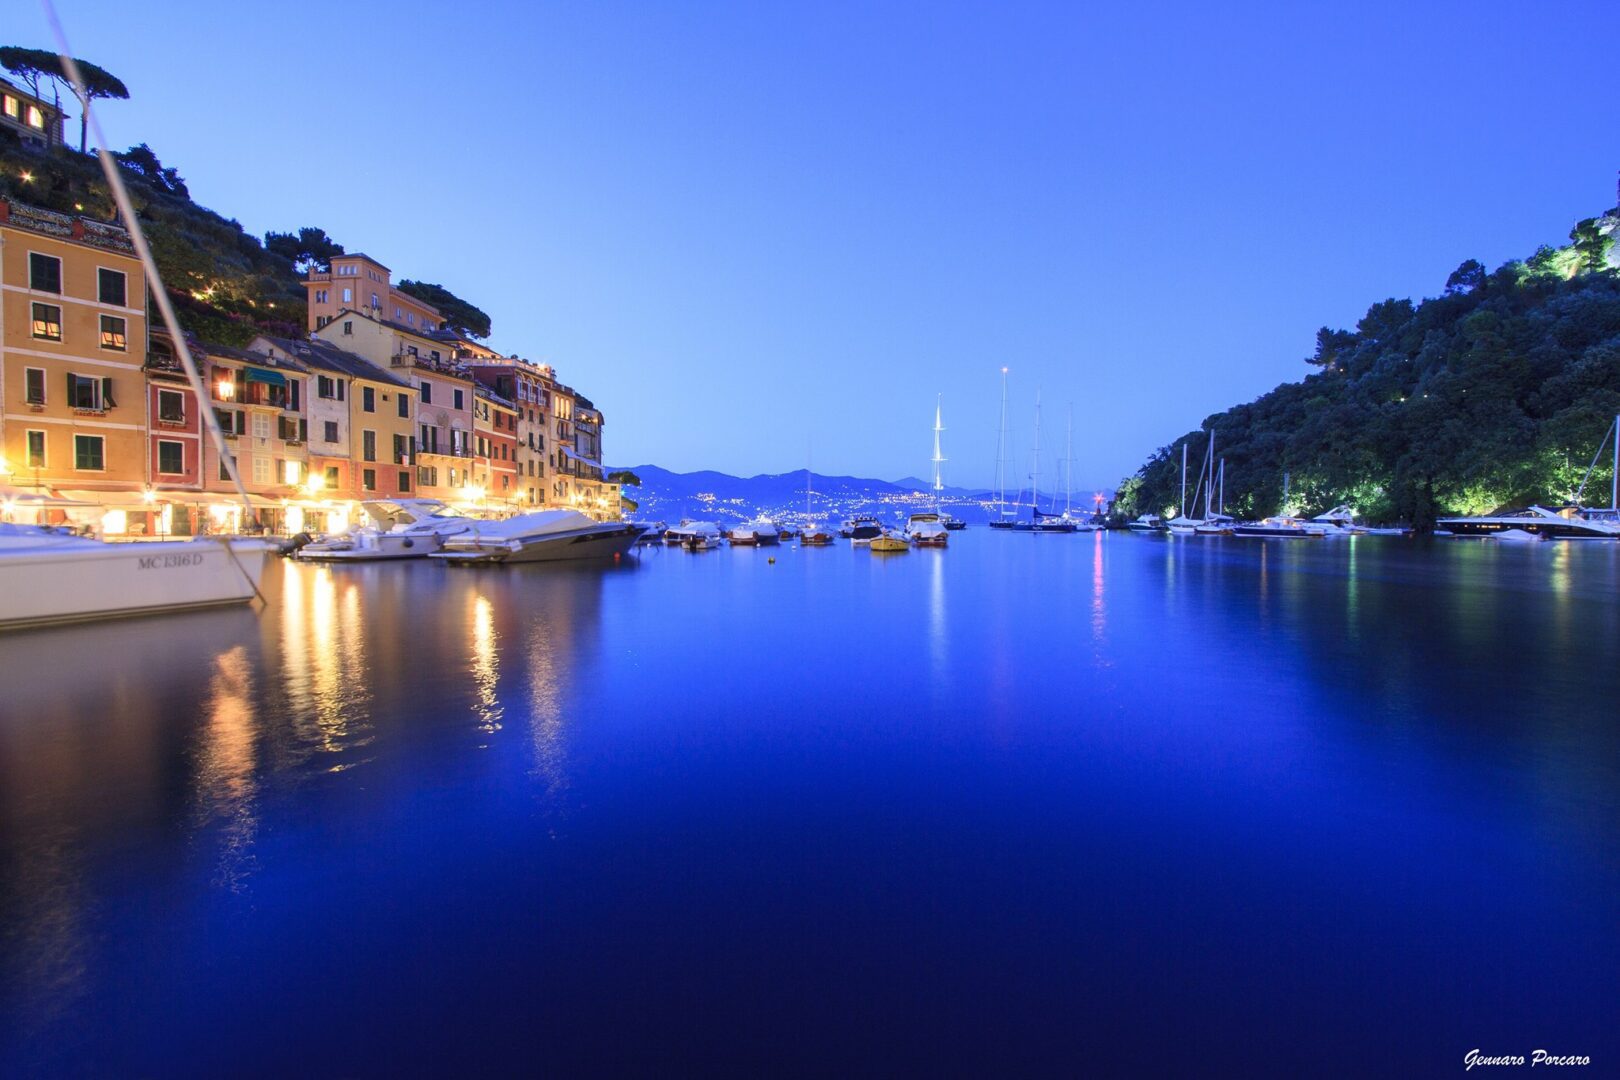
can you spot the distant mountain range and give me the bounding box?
[614,465,1110,525]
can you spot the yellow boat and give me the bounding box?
[869,528,910,553]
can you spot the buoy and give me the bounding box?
[768,557,775,564]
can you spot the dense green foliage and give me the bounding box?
[264,226,345,272]
[0,141,307,344]
[1115,210,1620,529]
[397,280,492,339]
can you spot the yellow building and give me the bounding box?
[305,253,442,336]
[1,199,148,513]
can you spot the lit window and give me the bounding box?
[32,303,62,340]
[2,94,17,119]
[284,460,302,485]
[100,315,127,351]
[24,104,44,129]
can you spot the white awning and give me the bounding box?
[560,447,602,468]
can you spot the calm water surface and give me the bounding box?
[2,533,1617,1074]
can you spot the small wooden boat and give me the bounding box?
[869,528,910,552]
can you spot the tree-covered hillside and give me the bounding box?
[1114,208,1620,529]
[1,139,308,344]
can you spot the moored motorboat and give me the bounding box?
[1193,513,1235,535]
[430,510,640,564]
[904,512,950,546]
[0,524,268,631]
[1438,505,1620,541]
[940,512,967,530]
[1128,514,1167,532]
[1232,516,1329,538]
[295,499,472,561]
[726,518,781,545]
[800,525,836,545]
[630,520,667,543]
[663,520,716,545]
[841,516,882,540]
[869,528,910,552]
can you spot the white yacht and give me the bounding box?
[662,520,712,545]
[841,517,883,541]
[431,510,641,564]
[0,524,269,631]
[296,499,472,561]
[726,518,781,545]
[904,512,949,547]
[1437,505,1620,541]
[1128,514,1167,532]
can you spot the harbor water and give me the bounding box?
[2,533,1617,1073]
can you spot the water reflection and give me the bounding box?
[193,645,260,890]
[471,593,504,736]
[276,563,373,766]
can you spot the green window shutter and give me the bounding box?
[102,377,116,409]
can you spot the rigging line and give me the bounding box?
[42,1,256,522]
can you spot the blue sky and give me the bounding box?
[29,0,1620,487]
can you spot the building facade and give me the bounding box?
[305,254,442,335]
[0,76,65,149]
[1,200,148,514]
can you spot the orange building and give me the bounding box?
[473,386,520,508]
[1,199,148,523]
[305,254,442,335]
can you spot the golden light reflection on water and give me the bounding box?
[277,563,373,763]
[471,593,504,735]
[194,645,260,891]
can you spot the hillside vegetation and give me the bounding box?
[1,140,307,344]
[1114,208,1620,529]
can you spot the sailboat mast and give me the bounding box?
[1613,412,1618,512]
[1064,404,1074,515]
[1180,443,1187,517]
[1218,459,1225,516]
[1031,390,1043,515]
[1204,431,1216,519]
[996,368,1009,519]
[931,394,946,509]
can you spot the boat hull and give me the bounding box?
[432,525,641,565]
[0,538,267,631]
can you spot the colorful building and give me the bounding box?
[312,308,477,506]
[467,356,554,509]
[0,76,65,149]
[473,386,520,509]
[305,254,441,335]
[1,199,148,529]
[253,334,416,506]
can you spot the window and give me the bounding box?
[1,94,16,120]
[24,104,43,129]
[68,374,114,411]
[323,420,339,443]
[417,466,437,487]
[74,435,104,471]
[342,288,353,304]
[29,253,61,293]
[284,460,303,485]
[398,471,411,492]
[158,389,185,423]
[324,466,340,488]
[219,453,235,482]
[370,292,380,308]
[31,303,62,341]
[314,289,329,304]
[278,416,301,441]
[393,433,409,464]
[362,468,377,492]
[453,388,464,411]
[158,440,184,475]
[98,268,127,306]
[362,430,377,462]
[100,315,127,351]
[24,367,45,405]
[419,382,432,404]
[26,430,45,468]
[290,380,301,411]
[362,386,375,412]
[317,375,336,399]
[251,455,270,485]
[253,414,271,441]
[316,315,333,330]
[397,393,409,419]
